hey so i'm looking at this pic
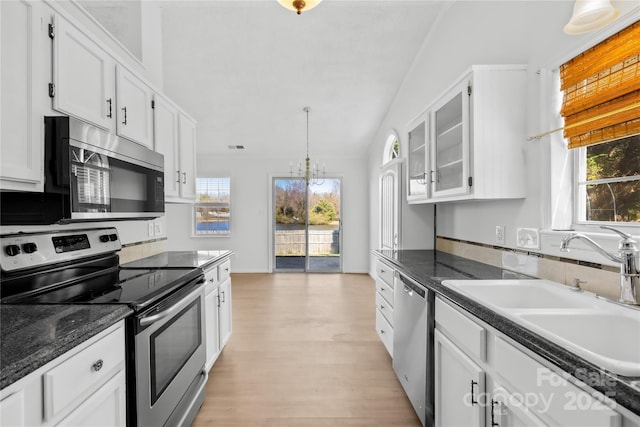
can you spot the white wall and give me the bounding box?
[368,1,640,264]
[53,0,164,88]
[166,154,370,273]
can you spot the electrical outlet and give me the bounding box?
[148,222,154,237]
[516,227,540,249]
[154,221,162,236]
[495,225,505,244]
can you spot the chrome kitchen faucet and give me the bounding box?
[560,226,639,306]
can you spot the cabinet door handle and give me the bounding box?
[216,294,220,308]
[176,171,181,183]
[380,304,385,310]
[221,291,225,303]
[122,107,127,125]
[92,359,104,372]
[470,380,478,405]
[380,268,385,273]
[380,329,385,335]
[182,172,187,184]
[491,399,500,426]
[106,98,112,118]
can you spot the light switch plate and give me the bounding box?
[148,222,154,237]
[495,225,505,244]
[516,228,540,249]
[154,221,162,236]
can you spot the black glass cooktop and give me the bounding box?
[2,267,202,312]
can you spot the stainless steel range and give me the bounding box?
[0,228,207,427]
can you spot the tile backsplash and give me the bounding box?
[118,238,167,264]
[436,236,620,300]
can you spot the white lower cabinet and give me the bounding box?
[0,321,126,427]
[492,381,547,427]
[56,370,126,427]
[204,283,220,371]
[0,390,25,426]
[435,296,632,427]
[374,258,395,357]
[218,278,233,349]
[434,329,485,427]
[203,257,233,372]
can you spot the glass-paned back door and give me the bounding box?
[273,178,341,272]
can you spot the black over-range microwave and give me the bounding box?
[1,117,165,225]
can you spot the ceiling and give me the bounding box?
[159,1,446,158]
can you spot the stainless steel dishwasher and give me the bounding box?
[393,273,430,427]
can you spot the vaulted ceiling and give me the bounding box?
[159,1,445,158]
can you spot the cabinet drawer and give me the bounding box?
[43,326,125,421]
[218,258,231,283]
[204,265,218,289]
[495,337,620,426]
[375,291,394,326]
[375,278,393,307]
[375,308,393,357]
[375,259,394,287]
[435,297,486,361]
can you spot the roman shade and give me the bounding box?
[559,20,640,149]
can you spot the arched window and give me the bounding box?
[382,131,400,165]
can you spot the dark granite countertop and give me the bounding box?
[0,304,132,390]
[120,250,233,272]
[375,249,640,417]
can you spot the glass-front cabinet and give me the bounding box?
[404,65,527,204]
[406,115,429,202]
[431,79,470,198]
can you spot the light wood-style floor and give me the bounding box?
[192,273,422,427]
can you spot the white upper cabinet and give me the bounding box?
[1,0,53,191]
[116,65,154,149]
[52,15,158,149]
[406,65,526,204]
[52,14,115,131]
[178,114,197,201]
[153,93,181,199]
[406,115,429,203]
[154,94,198,203]
[431,79,470,199]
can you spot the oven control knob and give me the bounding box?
[99,235,110,243]
[22,242,38,254]
[109,234,118,242]
[5,245,21,256]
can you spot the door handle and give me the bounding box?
[176,171,181,183]
[106,98,112,118]
[140,288,200,326]
[121,106,127,125]
[182,172,187,184]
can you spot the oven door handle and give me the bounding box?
[139,287,201,327]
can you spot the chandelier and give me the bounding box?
[277,0,322,15]
[290,107,325,185]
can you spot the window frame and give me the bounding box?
[573,138,640,227]
[382,130,400,165]
[192,176,231,237]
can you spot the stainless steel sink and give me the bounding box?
[443,279,640,376]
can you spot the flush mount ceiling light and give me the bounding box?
[564,0,620,35]
[277,0,322,15]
